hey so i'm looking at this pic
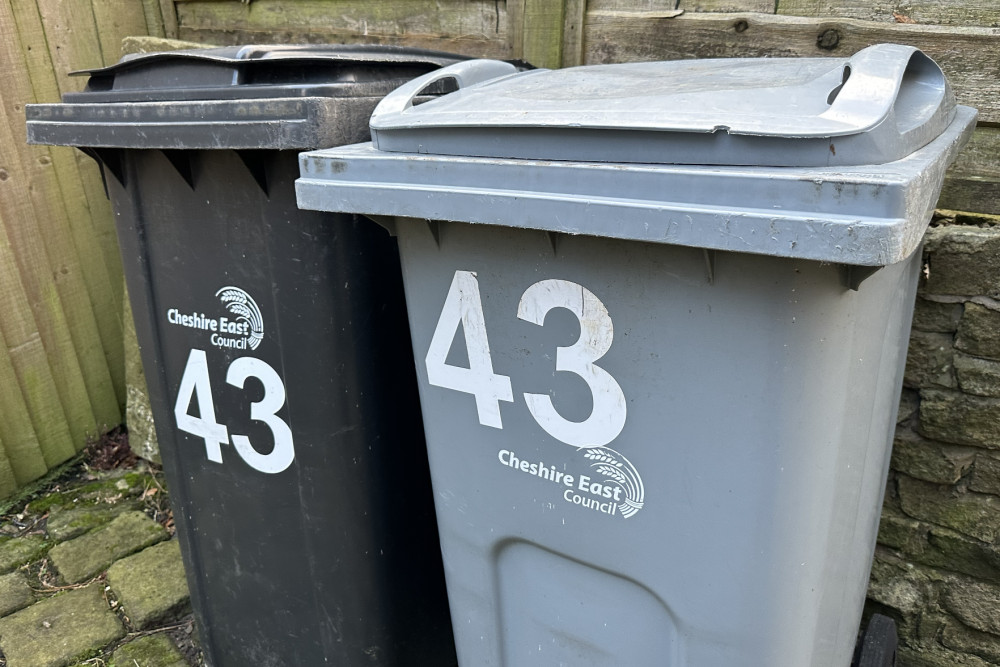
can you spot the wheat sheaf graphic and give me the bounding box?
[583,446,645,519]
[215,286,264,350]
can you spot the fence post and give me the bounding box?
[510,0,587,69]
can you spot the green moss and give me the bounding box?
[109,634,186,667]
[876,508,925,552]
[47,504,141,543]
[0,534,51,574]
[0,454,84,516]
[25,472,156,515]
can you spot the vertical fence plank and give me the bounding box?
[160,0,180,38]
[0,436,21,501]
[0,211,75,470]
[0,103,98,447]
[2,1,122,436]
[13,0,122,290]
[141,0,168,38]
[91,0,156,65]
[562,0,587,67]
[521,0,567,68]
[9,0,127,411]
[0,314,50,486]
[23,0,125,304]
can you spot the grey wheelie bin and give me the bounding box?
[26,45,463,666]
[295,45,975,666]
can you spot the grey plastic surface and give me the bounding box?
[295,46,975,666]
[368,44,956,167]
[382,220,919,666]
[25,44,466,149]
[299,105,975,267]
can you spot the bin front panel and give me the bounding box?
[109,150,454,666]
[391,219,918,667]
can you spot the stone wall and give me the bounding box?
[866,212,1000,667]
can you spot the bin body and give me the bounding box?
[296,46,976,666]
[391,220,919,666]
[27,45,462,667]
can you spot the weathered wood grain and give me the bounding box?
[583,11,1000,123]
[562,0,587,66]
[939,127,1000,216]
[30,0,102,94]
[0,436,20,501]
[21,0,126,306]
[22,0,140,334]
[10,0,127,410]
[0,6,107,448]
[516,0,566,68]
[0,335,47,487]
[778,1,1000,28]
[4,0,123,430]
[141,0,167,38]
[679,1,776,11]
[0,108,99,450]
[588,0,681,8]
[175,0,511,58]
[590,0,775,11]
[0,207,76,470]
[0,96,121,440]
[160,0,180,38]
[0,308,50,485]
[91,0,152,64]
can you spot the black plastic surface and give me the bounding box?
[66,44,465,102]
[37,44,463,666]
[108,149,455,666]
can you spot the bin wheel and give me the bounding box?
[854,613,898,667]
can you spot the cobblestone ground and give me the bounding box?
[0,432,202,667]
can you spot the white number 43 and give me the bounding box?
[174,349,295,474]
[425,271,627,449]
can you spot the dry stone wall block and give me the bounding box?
[912,298,964,333]
[897,475,1000,544]
[891,432,976,484]
[905,331,957,389]
[956,303,1000,361]
[942,579,1000,636]
[923,226,1000,299]
[919,389,1000,449]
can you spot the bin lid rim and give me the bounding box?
[70,43,471,77]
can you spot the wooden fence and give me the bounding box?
[0,0,175,497]
[0,1,996,487]
[170,0,1000,216]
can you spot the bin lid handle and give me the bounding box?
[820,44,947,135]
[370,60,520,130]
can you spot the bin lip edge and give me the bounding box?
[300,105,977,181]
[294,105,976,268]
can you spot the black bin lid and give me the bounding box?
[66,44,468,103]
[26,44,469,150]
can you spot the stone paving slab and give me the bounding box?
[107,540,190,630]
[26,473,157,516]
[46,502,142,543]
[108,634,187,667]
[0,570,34,618]
[0,535,50,574]
[48,511,167,584]
[0,584,125,667]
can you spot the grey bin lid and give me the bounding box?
[369,44,956,167]
[26,44,468,150]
